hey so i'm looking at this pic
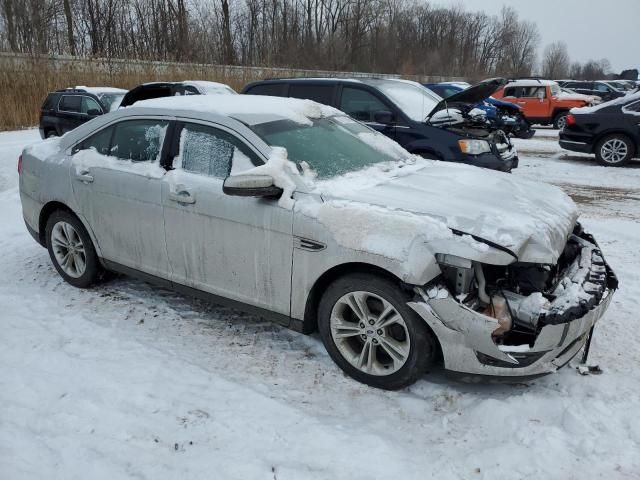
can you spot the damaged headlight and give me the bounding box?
[458,139,491,155]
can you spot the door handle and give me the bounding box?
[168,190,196,204]
[75,171,94,183]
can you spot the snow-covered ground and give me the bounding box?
[1,128,639,479]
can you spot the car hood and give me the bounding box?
[327,162,578,264]
[427,78,507,117]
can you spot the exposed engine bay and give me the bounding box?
[436,224,618,350]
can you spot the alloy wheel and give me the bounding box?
[600,138,628,164]
[51,221,87,278]
[330,291,411,376]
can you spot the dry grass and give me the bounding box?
[0,53,425,131]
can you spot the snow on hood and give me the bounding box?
[558,91,598,103]
[314,161,578,264]
[135,95,342,126]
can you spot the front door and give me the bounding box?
[339,86,397,139]
[161,121,294,315]
[70,118,171,278]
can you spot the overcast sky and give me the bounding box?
[432,0,639,73]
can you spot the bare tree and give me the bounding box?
[542,41,569,79]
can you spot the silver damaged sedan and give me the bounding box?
[19,95,617,389]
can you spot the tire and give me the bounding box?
[45,130,57,138]
[553,112,568,130]
[595,134,635,167]
[45,210,102,288]
[318,273,435,390]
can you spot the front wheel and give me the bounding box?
[45,210,102,288]
[318,273,435,390]
[595,134,635,167]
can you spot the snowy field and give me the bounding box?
[1,128,639,479]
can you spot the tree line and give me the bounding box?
[0,0,617,80]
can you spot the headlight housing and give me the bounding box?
[458,139,491,155]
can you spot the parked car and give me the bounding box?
[559,92,640,166]
[423,82,535,139]
[119,81,236,107]
[243,77,518,172]
[559,87,602,105]
[39,87,127,139]
[493,80,591,129]
[19,95,617,389]
[556,80,626,103]
[607,80,638,92]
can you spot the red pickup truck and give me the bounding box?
[493,80,591,129]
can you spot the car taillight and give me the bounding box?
[565,114,576,127]
[18,154,22,175]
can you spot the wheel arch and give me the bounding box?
[38,201,102,257]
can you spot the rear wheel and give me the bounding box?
[553,112,568,130]
[595,134,635,167]
[45,129,57,138]
[45,210,102,288]
[318,273,435,390]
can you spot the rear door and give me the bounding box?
[70,118,172,278]
[338,85,397,139]
[57,95,86,133]
[161,120,294,316]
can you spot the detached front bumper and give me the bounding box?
[409,232,617,378]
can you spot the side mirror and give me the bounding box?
[374,111,395,125]
[223,174,283,198]
[87,108,102,116]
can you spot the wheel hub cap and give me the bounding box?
[330,291,411,376]
[51,221,86,278]
[601,139,628,163]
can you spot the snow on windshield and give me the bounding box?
[376,82,439,121]
[250,116,410,179]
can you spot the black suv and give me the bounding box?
[559,93,640,166]
[39,87,126,138]
[242,78,518,172]
[557,81,626,102]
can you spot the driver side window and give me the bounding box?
[177,123,260,178]
[340,87,388,122]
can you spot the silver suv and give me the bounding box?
[19,95,617,389]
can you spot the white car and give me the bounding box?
[19,95,617,389]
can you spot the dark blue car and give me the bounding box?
[424,83,535,139]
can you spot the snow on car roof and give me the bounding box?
[504,79,558,88]
[74,86,127,94]
[134,94,342,125]
[572,90,640,114]
[182,80,237,94]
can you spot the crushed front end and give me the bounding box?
[409,224,618,377]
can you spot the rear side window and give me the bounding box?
[244,83,286,96]
[339,87,388,122]
[623,101,640,113]
[289,84,334,105]
[59,95,82,113]
[177,123,260,178]
[42,93,60,110]
[111,120,169,162]
[520,87,546,98]
[503,87,518,97]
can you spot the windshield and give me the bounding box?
[250,116,407,179]
[97,93,125,111]
[375,82,440,121]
